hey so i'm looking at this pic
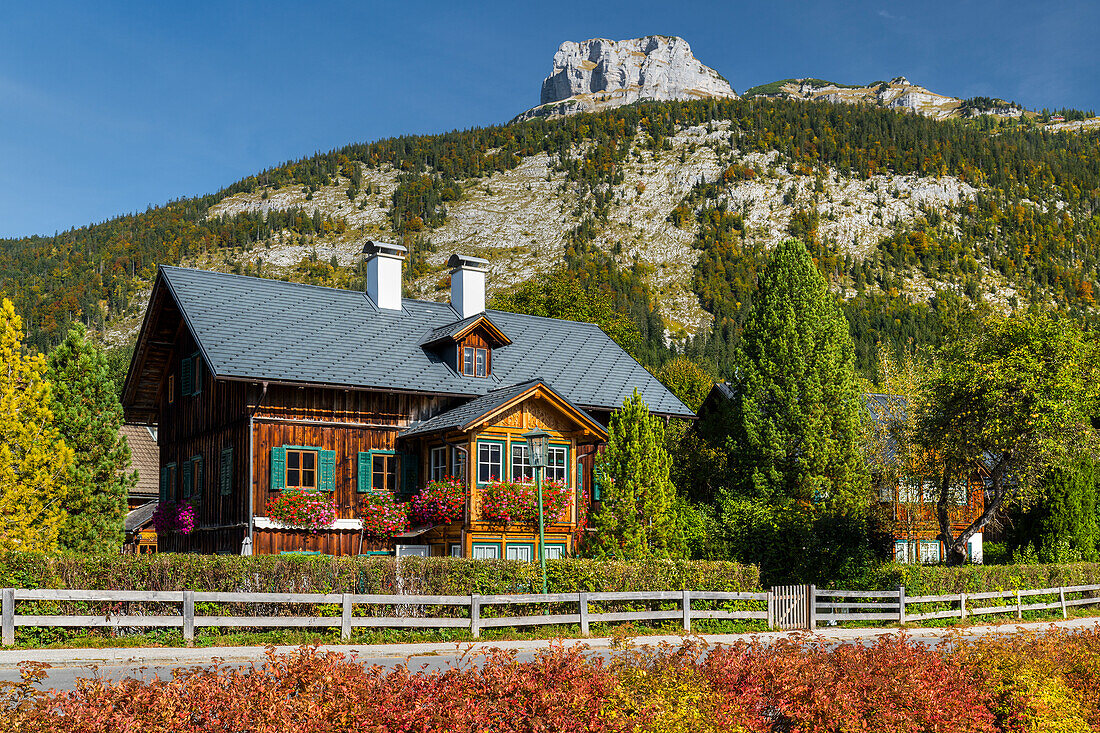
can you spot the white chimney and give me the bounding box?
[448,254,489,318]
[363,241,407,311]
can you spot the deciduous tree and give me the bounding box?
[917,314,1098,564]
[0,299,70,553]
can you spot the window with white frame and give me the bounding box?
[949,481,969,506]
[505,544,533,562]
[511,444,534,481]
[543,545,565,560]
[472,544,500,560]
[477,442,502,483]
[878,482,894,502]
[430,446,448,482]
[919,541,941,564]
[546,446,567,482]
[462,346,489,377]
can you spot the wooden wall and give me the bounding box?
[157,324,251,554]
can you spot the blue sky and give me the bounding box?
[1,0,1097,237]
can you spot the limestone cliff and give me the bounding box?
[513,36,737,122]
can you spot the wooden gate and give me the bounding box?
[770,584,811,629]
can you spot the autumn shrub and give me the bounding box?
[2,645,626,733]
[950,627,1100,731]
[693,635,997,733]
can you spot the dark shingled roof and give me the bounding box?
[419,313,509,348]
[159,267,693,417]
[125,501,158,533]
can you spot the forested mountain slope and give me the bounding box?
[3,98,1099,381]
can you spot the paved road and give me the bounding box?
[3,617,1097,691]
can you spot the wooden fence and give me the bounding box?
[0,588,767,646]
[4,583,1097,645]
[813,583,1100,627]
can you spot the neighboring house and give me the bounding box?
[120,244,693,556]
[120,424,159,510]
[865,393,986,564]
[120,424,159,553]
[692,385,986,564]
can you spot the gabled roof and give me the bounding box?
[399,379,608,439]
[125,501,158,533]
[120,424,159,498]
[420,313,511,349]
[123,267,693,419]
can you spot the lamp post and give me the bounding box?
[522,427,550,594]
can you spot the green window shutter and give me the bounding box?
[320,449,336,492]
[181,460,193,499]
[192,456,203,502]
[220,447,233,496]
[357,451,371,493]
[401,453,419,499]
[270,446,287,492]
[159,467,168,503]
[191,353,202,396]
[576,459,584,494]
[593,468,603,502]
[181,355,194,397]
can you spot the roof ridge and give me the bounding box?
[161,265,461,315]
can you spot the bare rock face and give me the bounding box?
[514,36,737,122]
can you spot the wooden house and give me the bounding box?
[865,394,986,563]
[693,386,986,564]
[121,244,692,557]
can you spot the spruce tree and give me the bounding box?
[47,324,134,553]
[726,239,868,511]
[0,299,71,553]
[590,390,683,559]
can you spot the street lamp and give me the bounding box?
[522,427,550,594]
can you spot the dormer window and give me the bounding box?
[463,346,488,377]
[420,312,510,379]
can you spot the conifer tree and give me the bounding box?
[0,299,71,553]
[47,323,134,553]
[726,239,868,511]
[590,390,683,559]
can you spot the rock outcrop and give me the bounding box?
[513,36,737,122]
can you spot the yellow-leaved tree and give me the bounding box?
[0,298,71,553]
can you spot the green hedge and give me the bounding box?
[854,562,1100,594]
[0,554,760,594]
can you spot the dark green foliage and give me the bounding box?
[719,499,891,586]
[489,269,642,353]
[46,325,135,553]
[0,553,760,593]
[724,239,868,508]
[652,356,714,413]
[590,391,683,559]
[1011,455,1100,563]
[852,561,1100,594]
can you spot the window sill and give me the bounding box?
[253,516,363,531]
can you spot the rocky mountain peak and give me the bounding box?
[514,36,737,122]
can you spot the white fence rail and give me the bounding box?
[814,583,1100,628]
[0,588,767,646]
[3,583,1097,644]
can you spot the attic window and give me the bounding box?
[462,346,489,377]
